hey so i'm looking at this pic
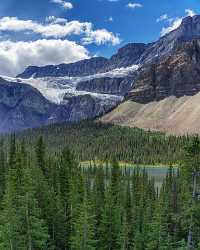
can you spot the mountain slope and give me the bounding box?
[3,15,200,133]
[101,15,200,135]
[128,39,200,103]
[100,93,200,135]
[0,77,120,133]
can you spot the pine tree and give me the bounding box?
[35,136,46,177]
[21,163,49,249]
[0,143,49,249]
[71,189,97,250]
[0,140,6,199]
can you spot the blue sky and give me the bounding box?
[0,0,199,76]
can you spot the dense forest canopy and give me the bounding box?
[1,121,192,165]
[0,122,199,249]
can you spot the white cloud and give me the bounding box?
[127,3,143,9]
[0,17,91,38]
[50,0,73,10]
[185,9,196,17]
[45,16,68,24]
[0,16,120,45]
[160,9,197,36]
[82,28,120,45]
[0,39,89,76]
[156,14,168,23]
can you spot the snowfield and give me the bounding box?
[0,64,138,104]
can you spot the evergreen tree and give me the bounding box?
[35,136,46,176]
[71,189,96,250]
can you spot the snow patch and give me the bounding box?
[0,64,138,104]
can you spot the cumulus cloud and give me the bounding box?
[0,16,120,45]
[127,3,143,9]
[0,39,89,76]
[50,0,73,10]
[82,29,120,45]
[160,9,197,36]
[45,16,68,24]
[0,17,91,38]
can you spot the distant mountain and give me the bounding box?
[3,15,200,133]
[0,77,121,133]
[17,57,109,79]
[18,43,146,79]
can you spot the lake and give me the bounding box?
[81,162,177,190]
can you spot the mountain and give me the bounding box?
[0,77,121,133]
[3,15,200,133]
[76,76,134,96]
[139,15,200,65]
[101,15,200,135]
[17,57,109,78]
[128,39,200,103]
[18,43,146,79]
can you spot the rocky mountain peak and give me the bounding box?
[107,43,147,70]
[174,15,200,41]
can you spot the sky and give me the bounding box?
[0,0,199,76]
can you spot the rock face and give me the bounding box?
[0,78,59,132]
[101,15,200,135]
[76,76,134,96]
[63,94,120,121]
[139,15,200,65]
[128,39,200,103]
[108,43,147,69]
[0,78,120,133]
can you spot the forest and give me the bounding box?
[0,121,199,249]
[6,121,191,164]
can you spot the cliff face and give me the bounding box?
[108,43,147,69]
[76,76,134,96]
[0,78,58,132]
[101,16,200,134]
[0,78,120,133]
[139,15,200,65]
[128,39,200,103]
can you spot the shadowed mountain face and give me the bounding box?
[76,76,134,96]
[0,78,120,133]
[128,39,200,103]
[3,15,200,134]
[127,15,200,103]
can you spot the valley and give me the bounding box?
[0,4,200,249]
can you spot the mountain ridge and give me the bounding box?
[3,15,200,133]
